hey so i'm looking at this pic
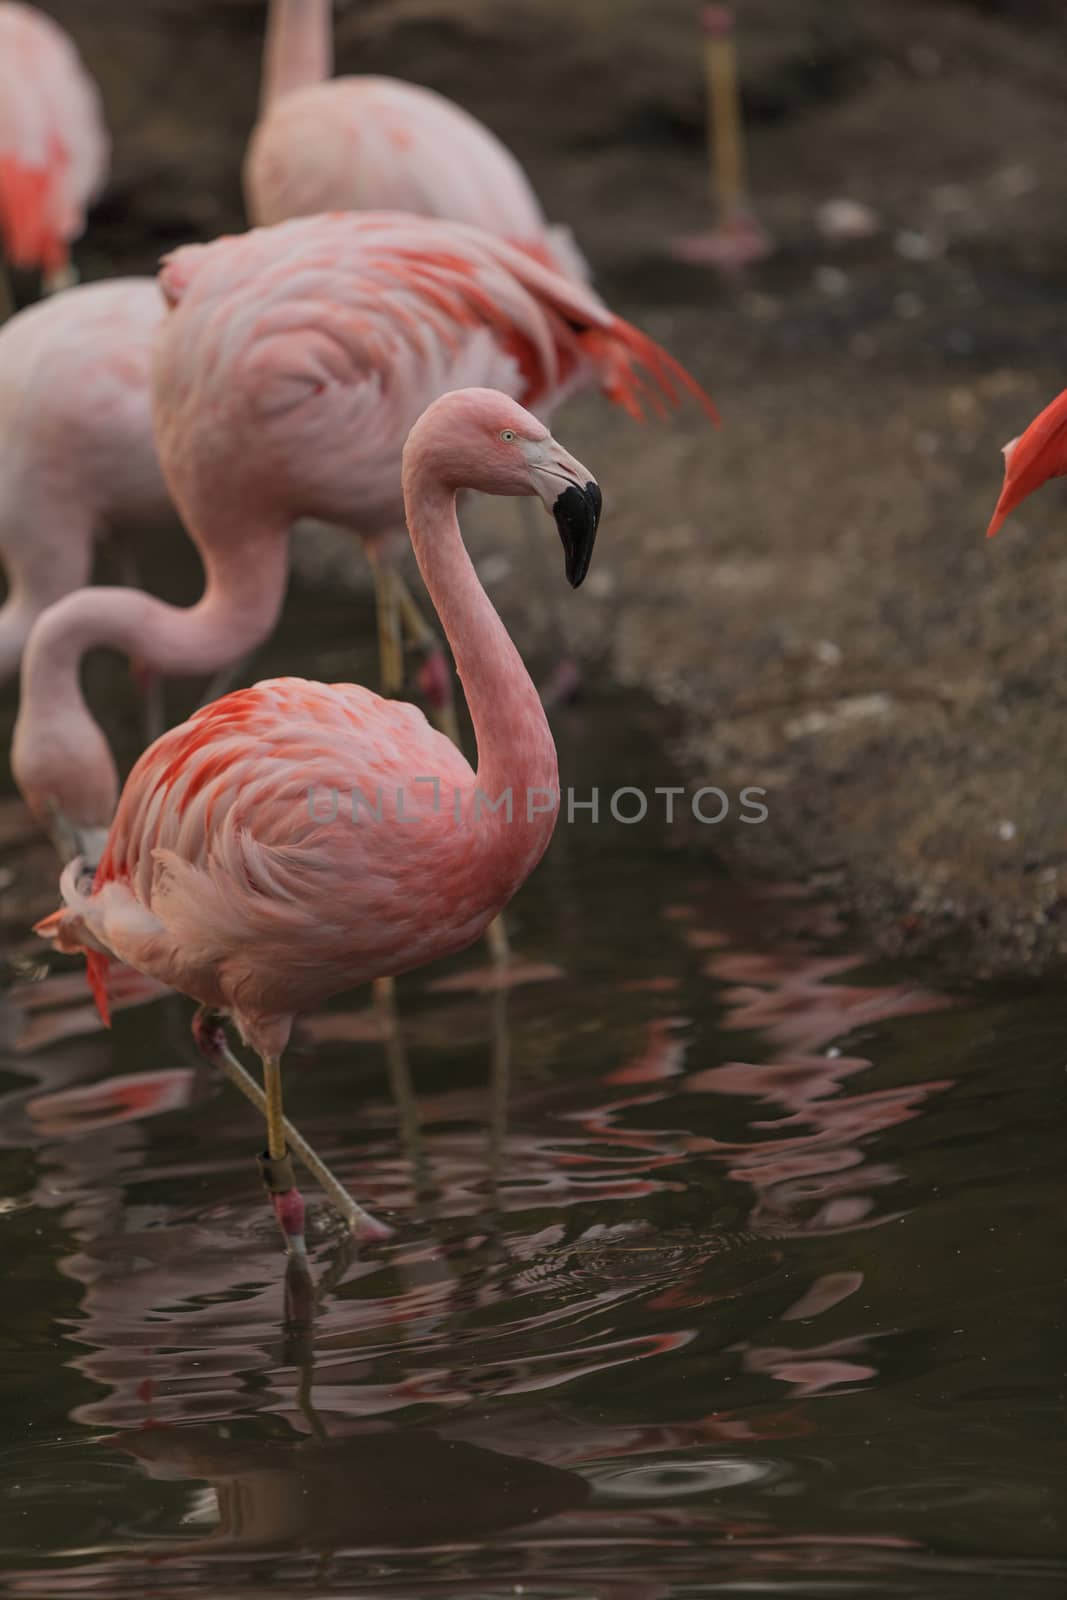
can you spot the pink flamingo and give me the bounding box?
[34,386,603,1255]
[245,0,587,281]
[244,0,596,702]
[0,278,168,695]
[13,210,713,867]
[0,3,109,297]
[986,385,1067,538]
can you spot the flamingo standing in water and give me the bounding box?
[0,3,109,301]
[13,211,713,866]
[0,279,169,699]
[35,387,603,1254]
[987,385,1067,538]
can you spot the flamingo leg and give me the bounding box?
[0,259,14,324]
[367,549,404,696]
[260,1054,310,1261]
[387,571,513,971]
[390,569,462,746]
[197,653,260,710]
[42,261,78,297]
[374,975,434,1203]
[192,1008,392,1246]
[487,984,512,1197]
[114,536,168,744]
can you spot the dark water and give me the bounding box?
[0,580,1063,1599]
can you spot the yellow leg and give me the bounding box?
[263,1056,287,1161]
[0,259,14,324]
[488,985,512,1191]
[391,569,462,745]
[705,17,747,222]
[192,1010,391,1242]
[368,551,404,696]
[374,975,433,1203]
[43,261,79,296]
[486,915,510,971]
[382,574,509,967]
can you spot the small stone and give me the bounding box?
[894,228,941,262]
[477,555,512,586]
[991,164,1037,200]
[996,820,1017,843]
[815,198,880,243]
[908,44,942,77]
[893,290,925,320]
[813,265,849,297]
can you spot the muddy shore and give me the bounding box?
[27,0,1067,978]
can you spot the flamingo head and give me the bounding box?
[987,385,1067,538]
[406,389,603,588]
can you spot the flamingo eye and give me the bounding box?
[500,429,517,443]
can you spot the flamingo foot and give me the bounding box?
[259,1148,309,1262]
[417,646,454,717]
[539,653,583,708]
[670,213,774,272]
[194,1007,394,1246]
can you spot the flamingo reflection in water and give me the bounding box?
[0,880,952,1594]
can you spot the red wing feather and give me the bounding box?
[987,386,1067,538]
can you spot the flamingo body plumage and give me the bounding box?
[0,278,169,679]
[45,678,503,1060]
[0,3,109,276]
[38,387,597,1155]
[246,0,587,282]
[13,211,713,853]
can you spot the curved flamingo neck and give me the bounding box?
[260,0,334,116]
[402,464,558,824]
[14,532,291,838]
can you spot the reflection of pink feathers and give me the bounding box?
[0,5,109,272]
[246,1,587,281]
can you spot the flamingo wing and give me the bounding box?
[156,211,716,527]
[39,679,473,1021]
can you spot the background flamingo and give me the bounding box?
[244,0,594,703]
[986,385,1067,539]
[12,210,713,866]
[0,278,168,698]
[245,0,588,281]
[35,387,603,1254]
[0,3,109,301]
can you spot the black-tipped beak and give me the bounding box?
[552,480,603,589]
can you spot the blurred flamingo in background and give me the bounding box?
[245,0,588,281]
[13,210,714,866]
[0,3,109,301]
[986,385,1067,538]
[0,279,168,698]
[245,0,597,704]
[34,387,603,1254]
